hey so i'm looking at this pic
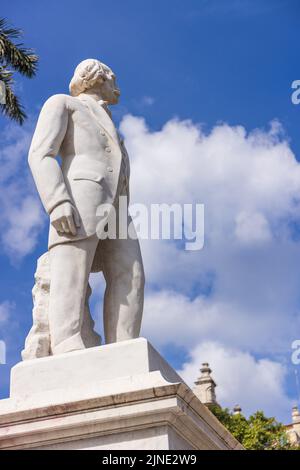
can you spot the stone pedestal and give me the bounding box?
[0,338,242,450]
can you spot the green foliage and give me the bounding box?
[0,17,38,124]
[209,404,300,450]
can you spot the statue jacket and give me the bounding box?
[28,93,130,250]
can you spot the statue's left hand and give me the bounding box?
[50,201,81,236]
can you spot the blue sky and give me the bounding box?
[1,0,300,424]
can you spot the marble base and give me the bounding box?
[0,338,243,450]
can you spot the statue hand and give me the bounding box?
[50,202,81,236]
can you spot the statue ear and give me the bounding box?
[69,75,88,97]
[69,76,77,96]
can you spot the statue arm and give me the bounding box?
[28,94,72,215]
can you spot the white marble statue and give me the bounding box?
[26,59,145,356]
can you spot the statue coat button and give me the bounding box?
[105,147,111,153]
[107,167,113,172]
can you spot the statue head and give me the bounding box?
[69,59,120,105]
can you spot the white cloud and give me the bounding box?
[235,211,272,245]
[141,289,300,356]
[0,121,45,260]
[0,123,31,182]
[2,196,45,258]
[130,96,155,112]
[141,96,155,106]
[187,0,287,19]
[119,114,300,421]
[121,115,300,329]
[122,116,300,224]
[178,342,292,423]
[0,301,14,325]
[0,110,293,420]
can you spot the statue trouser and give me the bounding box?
[49,181,145,355]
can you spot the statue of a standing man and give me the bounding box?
[28,59,145,355]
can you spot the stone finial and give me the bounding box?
[233,404,242,415]
[292,405,300,423]
[193,362,218,406]
[287,406,300,445]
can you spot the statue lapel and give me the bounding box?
[78,94,119,145]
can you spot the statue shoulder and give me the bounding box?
[41,94,76,112]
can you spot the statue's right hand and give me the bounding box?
[50,202,81,236]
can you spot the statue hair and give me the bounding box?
[69,59,111,97]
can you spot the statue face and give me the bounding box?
[99,67,120,105]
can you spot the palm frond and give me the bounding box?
[0,67,26,124]
[0,17,38,77]
[0,18,22,39]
